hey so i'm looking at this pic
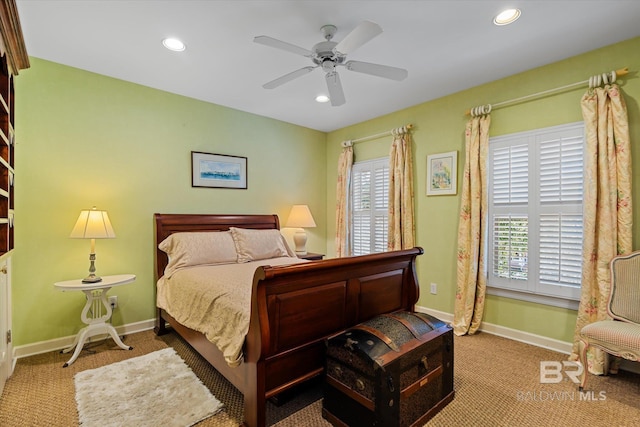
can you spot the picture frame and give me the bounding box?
[427,151,457,196]
[191,151,247,189]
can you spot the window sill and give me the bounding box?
[487,286,579,310]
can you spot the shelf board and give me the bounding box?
[0,128,8,146]
[0,95,7,115]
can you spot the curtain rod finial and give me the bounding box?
[616,67,629,76]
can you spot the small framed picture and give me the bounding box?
[191,151,247,189]
[427,151,457,196]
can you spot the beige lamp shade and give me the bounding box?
[70,207,115,283]
[70,208,116,239]
[285,205,316,228]
[286,205,316,256]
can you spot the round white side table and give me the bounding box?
[54,274,136,367]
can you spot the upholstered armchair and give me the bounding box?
[578,251,640,390]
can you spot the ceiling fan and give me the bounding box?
[254,21,408,106]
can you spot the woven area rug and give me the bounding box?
[74,347,223,427]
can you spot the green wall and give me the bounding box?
[326,36,640,343]
[13,58,327,346]
[13,36,640,349]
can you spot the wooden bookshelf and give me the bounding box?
[0,0,30,256]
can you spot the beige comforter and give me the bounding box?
[156,257,307,367]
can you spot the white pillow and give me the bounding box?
[229,227,293,263]
[158,231,238,277]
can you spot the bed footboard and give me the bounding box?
[242,247,423,427]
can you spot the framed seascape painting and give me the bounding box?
[191,151,247,189]
[427,151,457,196]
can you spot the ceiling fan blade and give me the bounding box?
[263,66,316,89]
[253,35,313,57]
[325,71,346,106]
[333,20,383,55]
[344,60,408,81]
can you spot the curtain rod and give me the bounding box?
[341,124,413,147]
[465,67,629,116]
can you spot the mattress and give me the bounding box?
[156,256,307,366]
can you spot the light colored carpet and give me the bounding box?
[74,347,223,427]
[1,330,639,426]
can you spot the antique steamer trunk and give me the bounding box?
[322,311,454,427]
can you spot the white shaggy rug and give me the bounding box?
[74,348,224,427]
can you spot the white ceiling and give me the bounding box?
[15,1,640,132]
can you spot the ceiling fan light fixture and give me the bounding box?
[315,94,330,103]
[162,37,186,51]
[254,20,406,107]
[321,58,336,72]
[494,8,521,26]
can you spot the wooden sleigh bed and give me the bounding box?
[154,213,423,427]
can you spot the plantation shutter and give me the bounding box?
[488,122,584,302]
[537,134,583,287]
[351,158,389,255]
[491,143,529,281]
[352,168,371,255]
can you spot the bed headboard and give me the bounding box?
[154,213,280,280]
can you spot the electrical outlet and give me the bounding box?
[109,295,118,309]
[430,283,437,295]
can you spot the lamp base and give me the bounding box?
[83,251,102,283]
[82,274,102,283]
[293,229,308,256]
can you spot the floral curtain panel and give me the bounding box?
[388,128,415,250]
[453,113,491,336]
[335,145,353,257]
[571,83,632,374]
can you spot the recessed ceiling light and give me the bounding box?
[315,95,330,103]
[162,37,186,51]
[494,8,521,26]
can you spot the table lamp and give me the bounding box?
[286,205,316,256]
[70,207,116,283]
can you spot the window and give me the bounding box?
[487,122,584,307]
[351,157,389,255]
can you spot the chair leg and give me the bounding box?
[608,354,620,374]
[578,340,588,391]
[603,350,611,375]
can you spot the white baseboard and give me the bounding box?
[11,319,156,368]
[416,305,640,374]
[11,310,639,376]
[11,309,573,359]
[416,305,572,354]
